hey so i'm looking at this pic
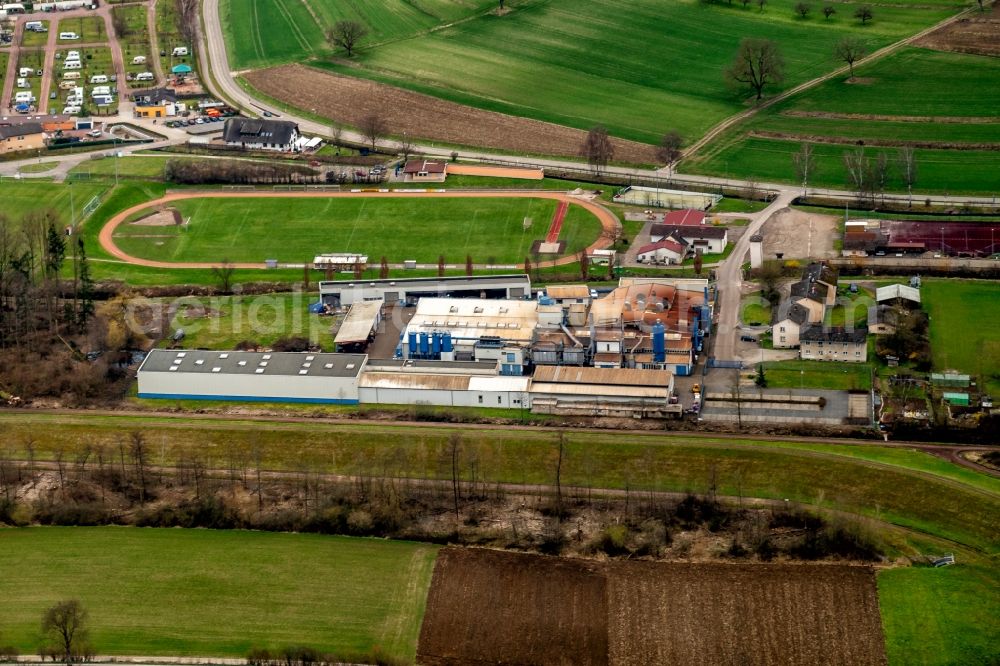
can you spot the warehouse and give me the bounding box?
[529,366,678,418]
[333,300,383,352]
[319,274,531,307]
[137,349,367,403]
[359,372,530,408]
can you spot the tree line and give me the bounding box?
[164,159,322,185]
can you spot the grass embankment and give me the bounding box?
[0,527,437,660]
[111,195,602,265]
[0,412,996,552]
[922,279,1000,395]
[688,48,1000,194]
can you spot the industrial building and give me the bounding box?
[137,350,368,403]
[318,274,532,308]
[333,300,384,352]
[530,366,678,418]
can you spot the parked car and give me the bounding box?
[740,335,757,343]
[88,129,101,137]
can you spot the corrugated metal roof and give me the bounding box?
[532,365,672,387]
[546,285,591,299]
[530,382,669,399]
[139,350,367,378]
[335,300,383,345]
[876,284,921,303]
[468,376,530,392]
[359,372,470,391]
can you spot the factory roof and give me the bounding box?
[406,297,538,343]
[364,359,498,374]
[334,300,383,345]
[139,349,367,378]
[545,284,591,300]
[359,372,471,391]
[319,273,530,292]
[530,383,669,399]
[468,376,530,392]
[532,365,672,387]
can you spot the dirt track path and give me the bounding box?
[97,190,621,270]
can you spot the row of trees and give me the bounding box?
[0,212,94,351]
[164,158,321,185]
[704,0,874,21]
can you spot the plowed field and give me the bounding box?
[243,64,659,164]
[418,548,887,666]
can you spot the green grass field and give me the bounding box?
[0,527,437,660]
[112,196,603,264]
[688,47,1000,193]
[0,180,108,225]
[20,22,50,47]
[762,359,873,390]
[70,155,170,179]
[922,279,1000,394]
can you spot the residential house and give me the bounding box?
[0,122,44,154]
[649,224,728,255]
[799,327,868,363]
[801,262,839,306]
[133,88,182,118]
[771,302,811,349]
[788,280,828,323]
[867,305,898,335]
[223,118,300,152]
[402,159,447,182]
[661,208,707,226]
[636,238,686,265]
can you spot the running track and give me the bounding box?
[545,201,568,244]
[98,190,621,270]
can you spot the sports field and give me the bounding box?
[0,527,437,659]
[0,181,108,225]
[687,47,1000,193]
[227,0,957,145]
[922,279,1000,394]
[111,195,604,264]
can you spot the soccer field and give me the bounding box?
[0,527,437,659]
[111,195,604,264]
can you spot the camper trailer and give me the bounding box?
[171,46,188,57]
[89,74,107,84]
[59,31,79,40]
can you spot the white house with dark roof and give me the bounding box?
[223,118,300,152]
[799,327,868,363]
[402,159,447,182]
[649,224,728,255]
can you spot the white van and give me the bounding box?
[64,60,81,70]
[63,71,81,80]
[62,106,81,115]
[16,78,28,88]
[135,71,154,81]
[14,91,35,103]
[59,31,79,40]
[131,55,146,65]
[90,74,107,84]
[91,85,111,96]
[171,46,188,57]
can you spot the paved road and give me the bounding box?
[712,190,796,362]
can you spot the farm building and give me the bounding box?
[137,349,368,403]
[402,159,447,182]
[318,274,531,307]
[0,122,44,154]
[931,373,971,388]
[400,298,538,371]
[223,118,300,152]
[799,327,868,363]
[613,186,721,210]
[529,366,678,418]
[635,239,686,265]
[649,224,728,255]
[772,302,811,348]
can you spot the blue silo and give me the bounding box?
[693,314,703,352]
[408,332,418,358]
[419,332,430,356]
[652,321,666,363]
[442,332,453,353]
[432,332,442,356]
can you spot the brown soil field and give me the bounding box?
[243,64,660,164]
[418,548,887,666]
[914,3,1000,56]
[131,208,181,227]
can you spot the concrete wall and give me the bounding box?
[359,386,528,409]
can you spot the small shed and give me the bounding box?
[942,392,970,406]
[931,373,971,388]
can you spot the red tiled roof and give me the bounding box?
[403,159,447,174]
[663,209,706,226]
[636,239,685,256]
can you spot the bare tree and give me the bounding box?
[175,0,199,45]
[898,147,917,208]
[398,134,415,162]
[822,4,836,18]
[41,600,90,664]
[757,0,767,10]
[794,2,811,17]
[326,20,369,57]
[726,38,785,102]
[448,433,461,517]
[835,36,867,79]
[211,259,236,294]
[523,255,532,276]
[792,142,815,195]
[874,151,890,206]
[693,251,704,276]
[465,254,473,276]
[580,125,614,174]
[437,254,446,277]
[360,114,388,151]
[329,123,344,148]
[854,5,873,23]
[579,251,590,280]
[554,433,566,518]
[379,256,389,279]
[656,130,684,173]
[843,147,869,204]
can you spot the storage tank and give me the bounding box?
[408,332,418,358]
[442,332,453,353]
[419,332,430,355]
[432,332,441,356]
[652,321,666,363]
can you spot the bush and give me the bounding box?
[271,336,311,352]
